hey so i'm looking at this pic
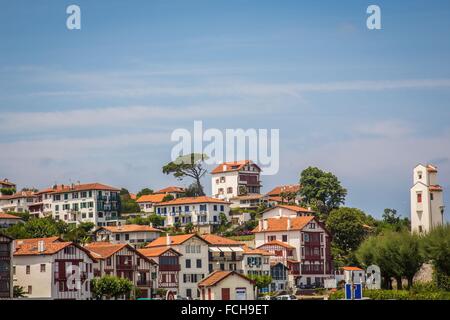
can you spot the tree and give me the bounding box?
[377,208,410,233]
[183,183,203,197]
[299,167,347,218]
[120,189,140,214]
[13,286,26,298]
[422,224,450,290]
[136,188,154,199]
[162,194,174,202]
[382,208,400,225]
[63,222,94,244]
[326,207,372,267]
[162,153,208,196]
[148,214,165,227]
[248,274,272,291]
[91,275,134,300]
[3,217,67,239]
[0,188,15,195]
[184,222,194,233]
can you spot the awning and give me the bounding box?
[209,247,221,252]
[218,247,232,252]
[230,247,244,252]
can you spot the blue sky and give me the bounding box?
[1,0,450,219]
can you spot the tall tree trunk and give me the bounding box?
[395,277,403,290]
[407,276,414,289]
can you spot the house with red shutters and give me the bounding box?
[138,246,182,295]
[253,215,333,289]
[84,242,158,299]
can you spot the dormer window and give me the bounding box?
[418,171,423,180]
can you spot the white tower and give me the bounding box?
[410,164,445,233]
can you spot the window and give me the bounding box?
[213,205,218,211]
[13,266,16,275]
[186,259,191,268]
[268,235,276,242]
[431,193,434,201]
[417,193,422,203]
[310,223,316,229]
[115,234,120,241]
[55,205,59,211]
[185,206,190,212]
[28,286,32,294]
[106,258,112,266]
[418,172,423,180]
[220,205,224,211]
[26,265,30,274]
[125,234,130,241]
[64,193,69,200]
[40,264,46,272]
[220,177,225,183]
[227,187,233,194]
[282,235,288,242]
[196,259,202,268]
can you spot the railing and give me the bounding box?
[303,255,322,260]
[209,255,244,262]
[159,265,180,271]
[0,251,11,258]
[116,264,134,270]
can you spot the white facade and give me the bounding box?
[261,205,314,220]
[199,271,256,300]
[94,225,162,247]
[13,240,95,300]
[0,192,37,213]
[410,164,445,233]
[211,161,262,201]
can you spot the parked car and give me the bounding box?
[276,295,297,300]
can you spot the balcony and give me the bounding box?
[159,264,181,272]
[0,251,11,258]
[136,280,152,287]
[209,254,244,262]
[116,264,135,270]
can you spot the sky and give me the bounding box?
[1,0,450,220]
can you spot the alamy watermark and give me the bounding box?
[171,121,280,175]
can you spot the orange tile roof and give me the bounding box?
[15,236,62,244]
[242,245,273,256]
[257,240,295,250]
[266,184,301,196]
[155,186,185,194]
[136,193,166,203]
[138,246,181,257]
[211,160,261,174]
[99,224,163,233]
[85,243,127,259]
[39,183,120,195]
[342,266,364,271]
[129,193,137,200]
[146,234,200,247]
[200,234,242,246]
[198,270,254,287]
[0,213,22,219]
[427,165,438,173]
[0,191,36,200]
[252,216,316,233]
[430,185,443,192]
[271,204,314,213]
[0,179,16,187]
[14,237,72,256]
[154,196,230,206]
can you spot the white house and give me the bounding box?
[145,234,210,299]
[253,216,333,288]
[0,212,23,228]
[241,245,272,277]
[0,191,37,213]
[261,204,314,220]
[136,194,166,214]
[200,234,245,274]
[94,224,163,247]
[410,164,445,233]
[0,179,16,196]
[264,184,301,205]
[36,183,122,227]
[198,270,256,300]
[211,160,262,201]
[154,186,185,198]
[13,237,96,300]
[154,196,231,234]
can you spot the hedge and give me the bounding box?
[329,289,450,300]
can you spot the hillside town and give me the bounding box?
[0,160,448,300]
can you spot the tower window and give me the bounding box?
[430,193,434,201]
[417,193,422,203]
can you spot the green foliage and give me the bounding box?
[374,208,410,233]
[0,188,16,195]
[184,222,194,233]
[421,224,450,290]
[63,222,95,244]
[3,217,67,239]
[4,211,30,222]
[136,188,154,199]
[299,166,347,218]
[326,207,372,266]
[162,153,207,196]
[248,274,272,289]
[13,286,26,298]
[91,275,134,300]
[183,182,203,197]
[126,214,165,227]
[162,194,175,202]
[329,288,450,300]
[356,231,424,289]
[279,190,298,204]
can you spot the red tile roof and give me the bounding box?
[342,266,364,271]
[136,194,166,203]
[265,204,314,214]
[252,216,316,233]
[257,240,295,250]
[146,234,201,247]
[198,270,254,287]
[242,245,273,256]
[84,243,127,259]
[155,186,185,194]
[0,213,22,220]
[0,179,16,187]
[266,184,301,196]
[98,224,163,233]
[0,191,36,200]
[211,160,261,174]
[154,196,229,206]
[38,183,120,195]
[427,165,438,173]
[430,185,443,192]
[200,234,242,246]
[138,246,182,257]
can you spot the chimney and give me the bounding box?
[222,164,227,171]
[262,219,268,231]
[287,217,291,230]
[37,240,45,253]
[278,208,282,217]
[166,235,171,246]
[150,222,153,228]
[258,220,263,231]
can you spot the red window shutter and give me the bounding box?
[221,288,230,300]
[208,288,212,300]
[417,193,422,203]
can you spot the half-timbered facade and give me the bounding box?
[253,216,333,288]
[200,234,245,274]
[145,234,209,299]
[84,242,158,298]
[0,235,13,299]
[13,237,95,299]
[138,247,181,294]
